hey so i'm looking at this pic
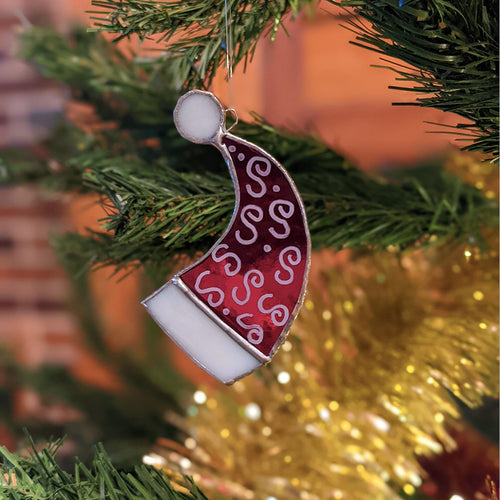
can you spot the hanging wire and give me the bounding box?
[223,0,233,80]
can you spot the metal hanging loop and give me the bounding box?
[225,108,238,132]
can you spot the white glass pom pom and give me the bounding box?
[174,90,224,144]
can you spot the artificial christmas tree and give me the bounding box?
[0,0,498,498]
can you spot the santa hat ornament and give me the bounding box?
[142,90,310,384]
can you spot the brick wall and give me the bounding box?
[0,1,78,436]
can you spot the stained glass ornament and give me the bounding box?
[142,90,310,384]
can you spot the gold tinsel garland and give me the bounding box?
[147,152,498,499]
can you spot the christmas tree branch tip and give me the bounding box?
[333,0,499,159]
[89,0,314,87]
[0,435,207,499]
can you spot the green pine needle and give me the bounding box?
[2,27,496,281]
[88,0,313,87]
[87,0,499,157]
[48,136,498,281]
[333,0,499,159]
[0,435,207,499]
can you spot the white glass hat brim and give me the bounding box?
[142,279,262,383]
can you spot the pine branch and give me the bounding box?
[50,145,497,281]
[18,26,178,126]
[21,365,185,466]
[333,0,499,159]
[88,0,313,87]
[0,436,207,499]
[87,0,498,156]
[3,28,497,280]
[9,258,192,467]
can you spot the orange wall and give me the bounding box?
[212,5,460,169]
[68,0,460,169]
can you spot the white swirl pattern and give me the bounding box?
[269,199,294,239]
[195,145,306,349]
[235,204,263,245]
[194,270,224,307]
[257,293,290,327]
[275,246,301,285]
[211,244,241,276]
[236,313,264,345]
[232,269,265,305]
[245,156,272,198]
